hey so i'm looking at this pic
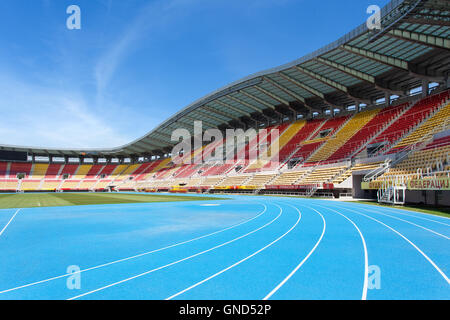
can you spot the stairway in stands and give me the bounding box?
[306,109,379,163]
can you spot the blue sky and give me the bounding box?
[0,0,390,149]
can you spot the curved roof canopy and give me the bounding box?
[1,0,449,159]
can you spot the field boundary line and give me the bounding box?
[0,209,21,238]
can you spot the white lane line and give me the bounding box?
[353,204,450,226]
[0,209,21,238]
[0,203,267,295]
[313,204,369,300]
[166,203,300,300]
[368,209,450,227]
[357,208,449,240]
[67,203,283,300]
[263,204,326,301]
[363,209,450,227]
[328,205,450,285]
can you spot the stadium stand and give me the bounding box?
[200,163,234,177]
[113,164,141,181]
[31,163,49,179]
[297,165,348,185]
[243,122,290,170]
[77,180,98,190]
[328,103,410,161]
[72,165,91,180]
[40,180,61,191]
[45,164,63,179]
[0,180,18,191]
[2,90,449,198]
[277,119,324,165]
[9,163,32,179]
[98,164,117,178]
[110,164,128,179]
[183,177,203,188]
[371,92,449,153]
[20,180,41,191]
[243,173,278,189]
[0,0,448,206]
[129,163,153,179]
[135,160,164,180]
[95,180,112,190]
[392,100,450,150]
[0,162,8,178]
[2,89,448,196]
[269,169,311,187]
[85,165,104,179]
[307,109,379,163]
[216,175,251,187]
[59,164,79,179]
[377,136,450,180]
[199,176,223,188]
[60,180,81,190]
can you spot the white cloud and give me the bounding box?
[0,0,208,150]
[0,75,130,149]
[94,0,206,104]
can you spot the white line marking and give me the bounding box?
[313,204,369,300]
[353,204,450,226]
[357,208,449,240]
[263,204,326,300]
[363,206,450,226]
[67,204,283,300]
[0,203,267,295]
[0,209,21,238]
[327,205,450,285]
[166,203,300,300]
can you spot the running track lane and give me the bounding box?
[0,196,448,299]
[0,200,273,299]
[315,201,449,299]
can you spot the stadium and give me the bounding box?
[0,0,449,301]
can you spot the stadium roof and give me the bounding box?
[1,0,449,159]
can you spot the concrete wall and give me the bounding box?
[352,174,377,199]
[405,190,450,206]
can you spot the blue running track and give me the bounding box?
[0,194,448,300]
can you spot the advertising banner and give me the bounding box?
[407,177,450,190]
[361,181,383,190]
[361,177,450,190]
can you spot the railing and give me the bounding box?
[377,185,406,205]
[377,170,450,183]
[364,101,450,183]
[370,99,448,156]
[339,193,353,198]
[363,158,392,182]
[260,190,333,198]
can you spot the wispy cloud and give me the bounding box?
[94,0,205,104]
[0,75,130,149]
[0,0,207,150]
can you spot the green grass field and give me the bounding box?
[0,193,224,209]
